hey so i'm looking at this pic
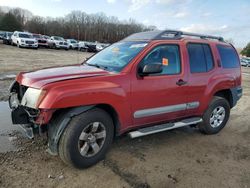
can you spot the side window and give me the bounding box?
[141,45,181,75]
[187,43,214,73]
[217,45,239,68]
[203,45,214,71]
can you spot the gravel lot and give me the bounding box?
[0,42,249,188]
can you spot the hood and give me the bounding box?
[16,64,110,88]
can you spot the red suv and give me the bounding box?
[9,30,242,168]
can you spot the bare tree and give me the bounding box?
[0,6,156,43]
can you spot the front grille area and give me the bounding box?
[38,40,47,43]
[59,42,63,45]
[64,42,67,45]
[26,41,34,44]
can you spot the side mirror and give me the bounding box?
[139,63,163,76]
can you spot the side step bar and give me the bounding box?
[128,117,202,139]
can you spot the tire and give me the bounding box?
[58,108,114,168]
[198,96,230,134]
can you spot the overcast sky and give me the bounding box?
[1,0,249,48]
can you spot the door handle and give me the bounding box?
[176,79,187,86]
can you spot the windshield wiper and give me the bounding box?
[86,63,109,71]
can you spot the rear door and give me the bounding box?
[185,42,216,114]
[130,43,189,127]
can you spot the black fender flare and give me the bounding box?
[47,105,95,155]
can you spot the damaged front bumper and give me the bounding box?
[9,91,54,139]
[10,105,37,139]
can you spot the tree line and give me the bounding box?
[0,7,156,43]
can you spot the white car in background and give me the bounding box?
[96,43,110,52]
[241,58,250,67]
[11,31,38,49]
[48,36,69,50]
[66,39,78,50]
[78,41,89,52]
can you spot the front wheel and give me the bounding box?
[198,96,230,134]
[58,108,114,168]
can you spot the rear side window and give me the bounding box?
[187,43,214,73]
[217,45,239,68]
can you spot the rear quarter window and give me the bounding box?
[217,45,239,68]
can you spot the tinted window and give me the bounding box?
[217,45,239,68]
[141,45,181,75]
[18,33,31,38]
[187,43,214,73]
[203,45,214,71]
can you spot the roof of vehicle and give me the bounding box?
[123,30,225,44]
[14,31,32,35]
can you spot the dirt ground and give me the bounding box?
[0,42,249,188]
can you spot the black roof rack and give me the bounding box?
[124,30,224,42]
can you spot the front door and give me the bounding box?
[130,43,189,127]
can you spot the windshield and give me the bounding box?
[19,33,32,38]
[33,34,41,38]
[53,36,64,41]
[70,40,77,43]
[86,41,148,72]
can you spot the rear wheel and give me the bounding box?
[58,108,114,168]
[198,96,230,134]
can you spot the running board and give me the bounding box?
[128,117,202,139]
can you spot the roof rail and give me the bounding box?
[154,30,224,42]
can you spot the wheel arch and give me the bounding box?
[47,103,121,155]
[95,104,121,138]
[213,89,233,108]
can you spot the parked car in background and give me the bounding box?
[78,41,89,52]
[96,43,104,52]
[85,42,97,52]
[66,39,79,50]
[0,31,5,40]
[48,36,69,50]
[11,31,38,49]
[2,32,13,45]
[95,43,110,52]
[32,33,49,48]
[241,58,250,67]
[43,35,50,40]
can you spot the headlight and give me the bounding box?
[9,93,19,109]
[21,39,25,43]
[21,88,46,109]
